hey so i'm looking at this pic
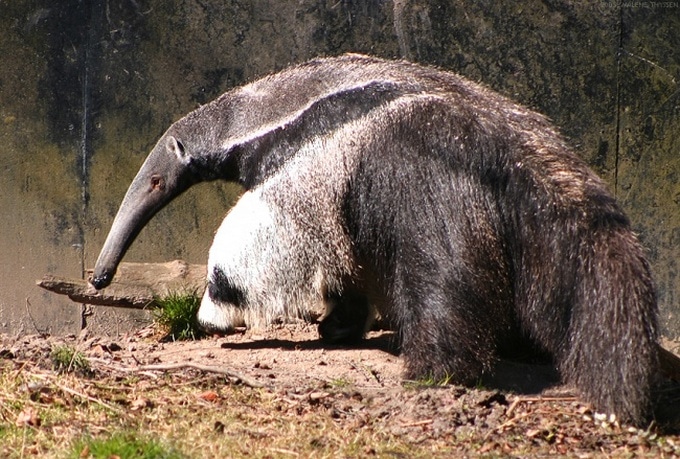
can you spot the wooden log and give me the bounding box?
[37,260,206,309]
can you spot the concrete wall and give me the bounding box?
[1,1,678,337]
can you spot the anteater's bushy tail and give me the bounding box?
[559,223,658,425]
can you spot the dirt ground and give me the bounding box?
[3,322,680,457]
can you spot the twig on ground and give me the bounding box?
[505,397,521,418]
[488,412,531,439]
[31,373,125,414]
[400,419,434,428]
[504,395,577,418]
[484,395,579,441]
[88,358,160,379]
[96,361,267,389]
[267,447,299,457]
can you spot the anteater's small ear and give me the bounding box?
[166,135,189,163]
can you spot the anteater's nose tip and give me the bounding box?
[90,272,112,290]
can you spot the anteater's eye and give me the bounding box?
[150,174,165,191]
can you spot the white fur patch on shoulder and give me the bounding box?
[206,189,275,274]
[198,188,330,331]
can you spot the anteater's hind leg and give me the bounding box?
[318,289,372,345]
[391,263,503,385]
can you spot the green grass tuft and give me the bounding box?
[68,432,184,459]
[50,344,91,375]
[329,377,352,388]
[403,373,454,389]
[152,291,203,341]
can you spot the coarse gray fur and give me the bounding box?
[92,54,659,425]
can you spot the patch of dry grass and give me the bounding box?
[0,356,452,458]
[2,332,680,459]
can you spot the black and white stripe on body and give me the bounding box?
[197,76,406,338]
[198,120,372,337]
[92,55,659,425]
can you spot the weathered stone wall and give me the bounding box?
[1,1,678,337]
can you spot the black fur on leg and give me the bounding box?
[318,289,370,345]
[383,228,514,385]
[342,113,517,384]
